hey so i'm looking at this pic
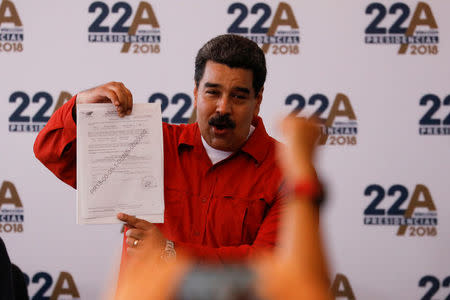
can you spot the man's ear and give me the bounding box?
[193,85,198,107]
[257,87,263,105]
[253,87,264,117]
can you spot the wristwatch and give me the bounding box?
[161,240,176,262]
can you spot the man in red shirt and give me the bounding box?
[34,34,285,262]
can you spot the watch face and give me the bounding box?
[161,248,176,263]
[166,249,176,257]
[163,240,176,261]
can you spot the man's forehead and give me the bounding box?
[201,61,254,88]
[205,60,253,75]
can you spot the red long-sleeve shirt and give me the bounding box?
[34,96,285,262]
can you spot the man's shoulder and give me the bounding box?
[162,122,198,147]
[259,134,279,158]
[242,117,280,165]
[163,122,195,133]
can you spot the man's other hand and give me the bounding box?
[117,213,166,256]
[76,82,133,117]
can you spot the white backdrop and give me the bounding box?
[1,1,449,299]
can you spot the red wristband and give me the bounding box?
[291,179,320,200]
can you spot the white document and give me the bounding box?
[76,103,164,224]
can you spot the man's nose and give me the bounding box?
[216,95,232,114]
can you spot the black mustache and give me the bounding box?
[208,114,236,129]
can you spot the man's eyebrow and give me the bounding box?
[203,82,251,95]
[234,87,250,94]
[204,82,221,88]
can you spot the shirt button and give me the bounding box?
[194,231,200,236]
[201,197,207,203]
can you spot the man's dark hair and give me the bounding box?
[195,34,267,95]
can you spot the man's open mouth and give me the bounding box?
[213,124,228,130]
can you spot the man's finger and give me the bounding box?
[126,237,137,248]
[101,87,126,117]
[117,212,152,229]
[126,228,145,240]
[116,82,132,115]
[101,88,120,108]
[124,86,133,115]
[104,82,128,117]
[110,82,129,114]
[126,246,138,256]
[117,212,137,224]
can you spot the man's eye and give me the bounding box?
[233,94,247,100]
[206,90,218,95]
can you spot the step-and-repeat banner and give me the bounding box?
[1,1,449,299]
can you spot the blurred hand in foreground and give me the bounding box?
[276,116,321,183]
[255,116,330,300]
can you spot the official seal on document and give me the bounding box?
[141,176,157,189]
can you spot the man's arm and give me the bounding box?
[33,95,78,188]
[33,82,134,188]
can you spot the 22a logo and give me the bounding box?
[24,271,80,300]
[8,91,72,132]
[0,181,24,233]
[364,2,438,55]
[330,273,356,300]
[363,184,437,236]
[0,0,21,27]
[88,1,160,53]
[419,275,450,300]
[285,93,357,146]
[0,0,24,53]
[148,92,193,124]
[419,94,450,136]
[227,2,299,55]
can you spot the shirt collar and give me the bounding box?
[240,116,272,164]
[177,117,272,164]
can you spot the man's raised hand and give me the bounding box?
[76,82,133,117]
